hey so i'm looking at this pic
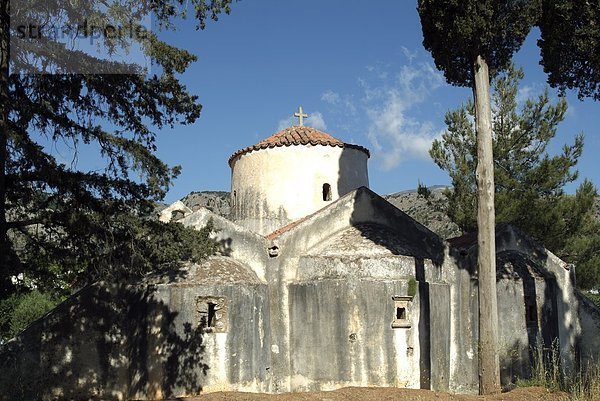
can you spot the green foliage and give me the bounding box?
[417,181,432,200]
[0,1,233,299]
[538,1,600,101]
[582,292,600,310]
[0,290,61,341]
[407,278,417,298]
[418,0,540,87]
[430,65,600,289]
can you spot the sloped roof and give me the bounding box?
[264,186,446,265]
[306,223,435,259]
[228,125,370,166]
[146,256,264,285]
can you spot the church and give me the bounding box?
[1,110,599,401]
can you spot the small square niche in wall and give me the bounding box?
[391,295,413,328]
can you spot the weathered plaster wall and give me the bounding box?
[2,187,590,400]
[287,280,423,391]
[446,225,584,392]
[0,260,272,401]
[230,146,369,235]
[442,249,479,394]
[263,188,454,393]
[152,283,272,395]
[496,278,532,383]
[181,208,270,282]
[577,292,600,365]
[494,226,581,374]
[269,188,444,265]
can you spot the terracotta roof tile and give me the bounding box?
[228,125,370,166]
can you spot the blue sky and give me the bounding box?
[149,1,599,203]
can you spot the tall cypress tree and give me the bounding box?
[418,1,540,393]
[538,0,600,100]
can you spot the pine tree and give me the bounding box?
[431,65,600,289]
[0,1,232,301]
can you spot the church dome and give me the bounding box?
[229,120,370,236]
[228,125,370,167]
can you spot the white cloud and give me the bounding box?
[516,84,537,105]
[306,111,327,130]
[277,117,294,131]
[321,90,341,105]
[401,46,418,63]
[321,89,358,121]
[565,102,576,118]
[364,62,444,170]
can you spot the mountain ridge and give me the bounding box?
[176,187,600,240]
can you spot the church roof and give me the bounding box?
[228,125,370,166]
[306,223,435,258]
[145,256,263,285]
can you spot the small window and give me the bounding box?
[524,294,537,327]
[207,302,217,327]
[391,295,412,328]
[322,183,332,201]
[232,190,237,207]
[197,296,228,333]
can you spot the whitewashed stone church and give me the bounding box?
[1,110,599,400]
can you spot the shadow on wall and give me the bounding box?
[343,172,578,391]
[496,250,556,383]
[0,281,209,401]
[344,177,448,390]
[336,147,368,198]
[453,226,578,387]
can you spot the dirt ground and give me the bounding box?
[167,386,570,401]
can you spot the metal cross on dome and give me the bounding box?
[294,106,308,126]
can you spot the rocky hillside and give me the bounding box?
[175,188,598,240]
[181,191,231,217]
[384,186,461,239]
[176,187,461,239]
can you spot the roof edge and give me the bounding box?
[228,125,370,167]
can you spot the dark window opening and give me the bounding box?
[207,302,217,327]
[197,296,229,333]
[322,183,332,201]
[525,295,538,326]
[233,190,237,207]
[391,295,412,328]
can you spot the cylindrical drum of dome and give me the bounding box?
[228,126,370,235]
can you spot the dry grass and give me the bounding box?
[568,362,600,401]
[515,340,600,401]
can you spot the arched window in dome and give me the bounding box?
[322,183,332,201]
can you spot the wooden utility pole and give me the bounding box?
[0,0,9,296]
[473,54,500,395]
